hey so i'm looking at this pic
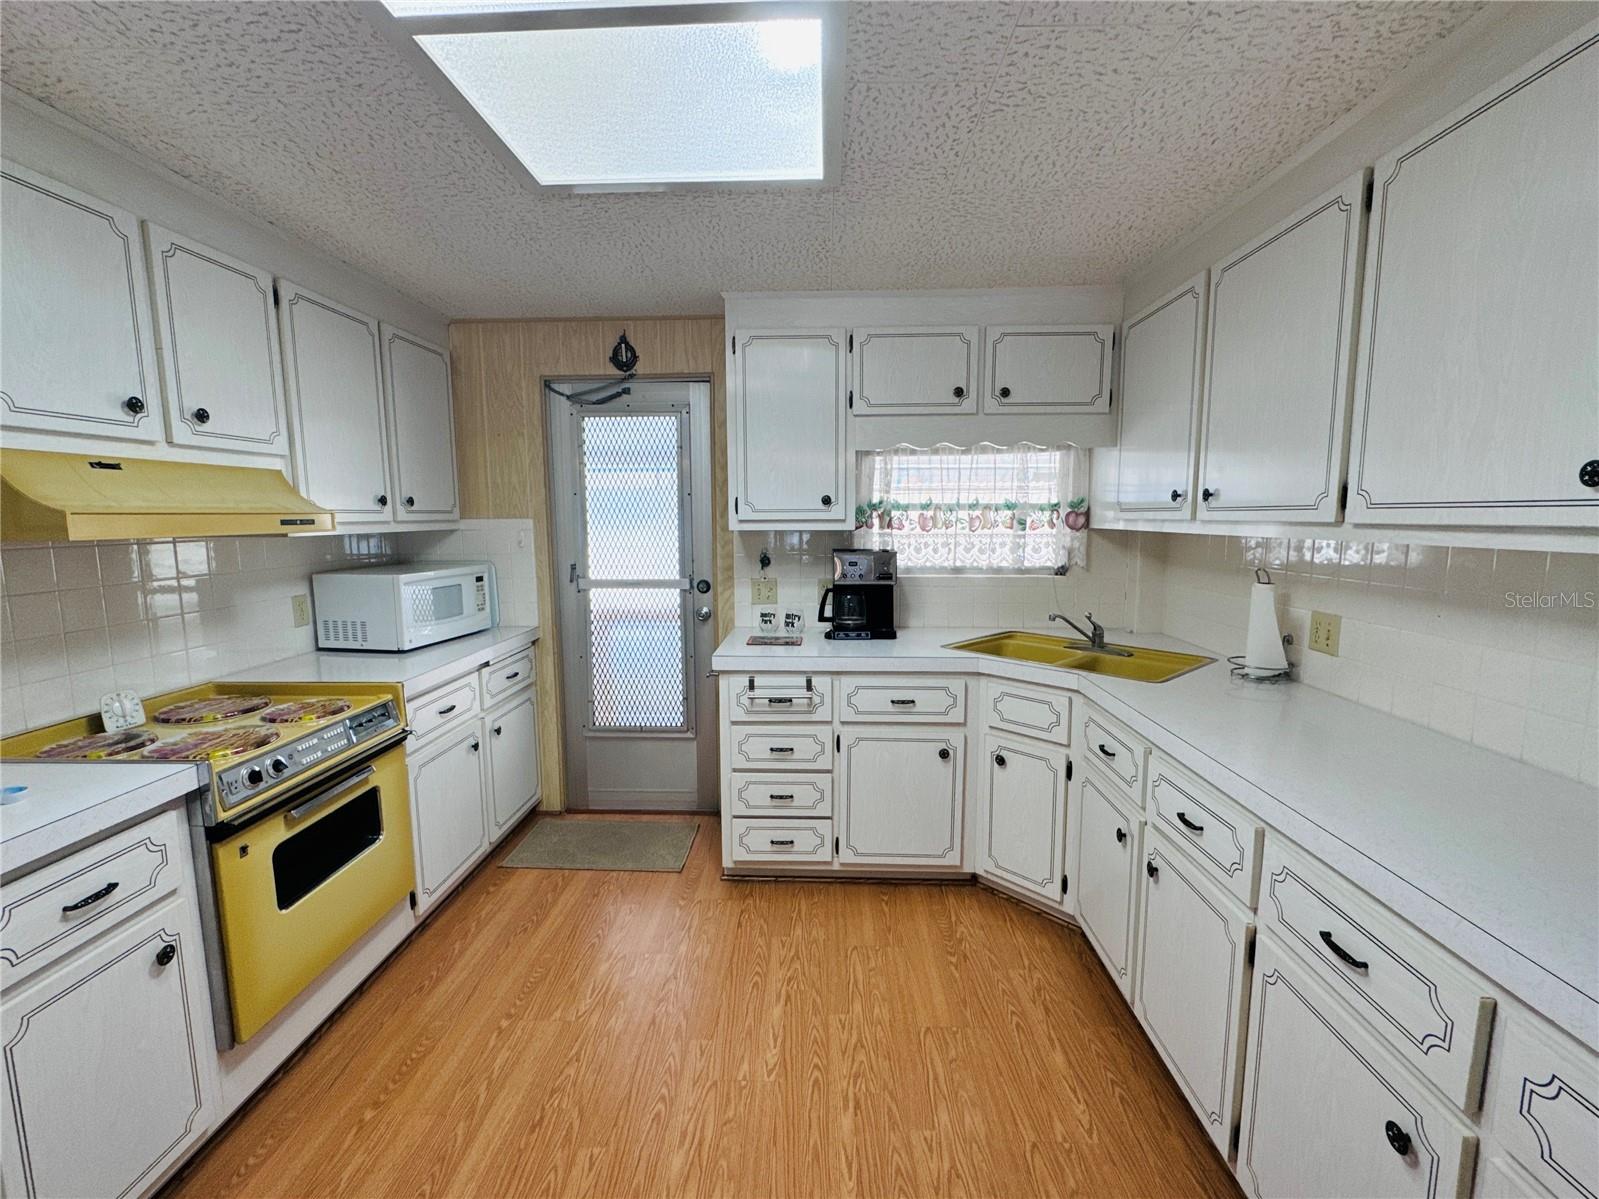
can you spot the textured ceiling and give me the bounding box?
[0,0,1486,318]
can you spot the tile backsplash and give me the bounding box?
[0,518,539,736]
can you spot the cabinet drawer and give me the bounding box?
[983,679,1071,746]
[729,774,832,818]
[1,807,188,986]
[730,818,832,864]
[1079,704,1150,804]
[410,678,480,740]
[840,676,965,723]
[729,674,832,722]
[1261,839,1495,1113]
[1149,750,1264,908]
[1484,1011,1598,1199]
[1239,933,1478,1199]
[479,650,534,704]
[728,726,833,772]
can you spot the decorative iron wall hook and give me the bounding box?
[609,331,639,373]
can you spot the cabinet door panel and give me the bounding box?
[852,326,978,415]
[1,161,162,442]
[0,898,214,1199]
[1116,274,1206,517]
[984,325,1114,414]
[146,224,287,454]
[731,328,849,527]
[1239,935,1477,1199]
[1199,173,1366,522]
[979,734,1068,904]
[411,724,488,910]
[383,326,459,521]
[487,692,540,840]
[279,281,391,522]
[1348,31,1599,528]
[1075,771,1141,1000]
[839,730,962,866]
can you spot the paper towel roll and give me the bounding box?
[1243,577,1289,677]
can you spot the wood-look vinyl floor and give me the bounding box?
[167,814,1242,1199]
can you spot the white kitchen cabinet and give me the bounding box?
[1239,934,1478,1199]
[729,328,849,528]
[0,897,216,1199]
[851,326,979,416]
[1135,828,1254,1156]
[278,280,392,523]
[978,733,1069,906]
[1483,1010,1598,1199]
[1198,172,1367,523]
[1346,29,1599,529]
[1,161,163,443]
[486,690,540,842]
[410,720,489,914]
[983,324,1115,415]
[1115,273,1207,518]
[382,325,459,522]
[145,224,288,456]
[837,728,963,866]
[1073,769,1143,1001]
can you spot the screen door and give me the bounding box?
[549,379,715,810]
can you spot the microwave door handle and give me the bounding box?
[286,766,376,823]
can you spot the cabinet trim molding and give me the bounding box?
[986,328,1109,408]
[843,683,962,719]
[1116,276,1206,514]
[1518,1070,1599,1199]
[1151,775,1246,881]
[988,687,1065,736]
[854,329,975,414]
[735,824,827,857]
[984,741,1061,890]
[0,835,170,968]
[841,734,961,861]
[734,330,847,519]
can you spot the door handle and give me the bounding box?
[287,766,375,822]
[695,605,713,622]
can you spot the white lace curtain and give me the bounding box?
[852,443,1090,573]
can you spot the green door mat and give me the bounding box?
[501,819,698,873]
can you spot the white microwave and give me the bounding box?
[311,562,496,652]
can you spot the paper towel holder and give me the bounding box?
[1228,568,1296,683]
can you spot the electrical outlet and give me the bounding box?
[750,577,778,606]
[291,594,312,629]
[1308,610,1341,656]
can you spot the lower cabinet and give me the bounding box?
[1,897,216,1199]
[1074,766,1143,1000]
[486,690,540,842]
[977,732,1070,907]
[838,728,963,866]
[1238,933,1478,1199]
[1135,828,1254,1156]
[410,720,489,914]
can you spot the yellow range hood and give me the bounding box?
[0,449,335,541]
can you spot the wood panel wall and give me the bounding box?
[448,317,731,811]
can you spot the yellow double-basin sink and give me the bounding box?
[944,631,1214,684]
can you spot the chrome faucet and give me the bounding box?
[1048,611,1134,657]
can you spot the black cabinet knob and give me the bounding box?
[404,496,415,508]
[938,747,951,761]
[493,725,503,736]
[469,739,480,752]
[1170,489,1184,503]
[1201,487,1215,502]
[124,396,145,416]
[1145,860,1159,880]
[821,494,833,507]
[377,494,388,507]
[953,386,965,399]
[155,944,176,968]
[192,407,210,425]
[1581,459,1599,488]
[998,386,1011,399]
[1115,827,1127,844]
[1384,1120,1410,1157]
[994,753,1007,768]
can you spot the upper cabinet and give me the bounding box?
[1346,29,1599,529]
[852,326,978,416]
[1115,275,1207,519]
[278,281,392,523]
[381,325,459,522]
[1197,172,1367,524]
[984,324,1115,415]
[146,224,288,456]
[729,328,850,529]
[1,161,163,443]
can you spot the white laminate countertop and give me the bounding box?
[0,760,206,879]
[226,625,539,698]
[713,625,1599,1050]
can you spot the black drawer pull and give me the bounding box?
[769,839,795,847]
[1176,811,1205,834]
[769,793,795,801]
[1115,827,1126,844]
[1097,743,1117,759]
[1384,1120,1410,1157]
[766,697,794,705]
[768,746,795,754]
[155,943,176,968]
[1319,930,1369,972]
[1145,860,1158,880]
[889,698,917,706]
[503,671,521,681]
[62,880,119,913]
[437,704,457,716]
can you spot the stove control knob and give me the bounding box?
[268,756,290,777]
[244,766,266,788]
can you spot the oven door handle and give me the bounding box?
[286,766,376,823]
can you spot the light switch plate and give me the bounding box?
[291,594,312,628]
[750,577,778,606]
[1309,610,1341,656]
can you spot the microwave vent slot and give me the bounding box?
[320,618,369,645]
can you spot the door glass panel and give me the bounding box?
[588,587,686,730]
[582,413,681,580]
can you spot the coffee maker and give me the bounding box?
[817,550,898,640]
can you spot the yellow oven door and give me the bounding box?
[211,742,413,1042]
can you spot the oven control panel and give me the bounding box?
[217,700,401,811]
